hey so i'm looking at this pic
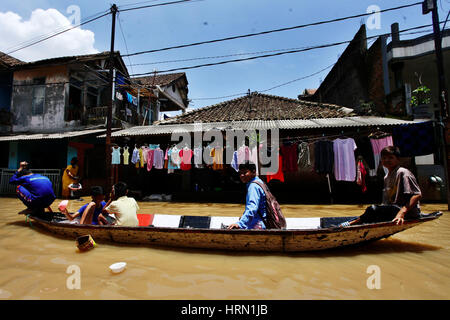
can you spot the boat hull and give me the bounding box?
[28,212,442,252]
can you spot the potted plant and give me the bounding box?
[410,75,432,118]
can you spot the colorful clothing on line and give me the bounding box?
[333,138,357,182]
[111,147,121,165]
[123,147,130,165]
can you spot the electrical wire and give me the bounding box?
[128,23,435,76]
[122,2,423,57]
[118,0,204,12]
[1,10,110,57]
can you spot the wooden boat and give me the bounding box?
[26,211,443,252]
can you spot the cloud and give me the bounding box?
[0,8,99,62]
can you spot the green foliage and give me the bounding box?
[410,85,431,107]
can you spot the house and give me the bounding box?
[105,92,413,203]
[131,72,189,124]
[309,23,450,201]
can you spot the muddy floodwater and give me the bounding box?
[0,197,449,300]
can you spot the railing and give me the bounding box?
[0,168,61,197]
[86,106,108,121]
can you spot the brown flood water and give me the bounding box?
[0,197,449,300]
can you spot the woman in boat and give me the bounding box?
[60,186,107,225]
[9,161,56,220]
[228,162,267,230]
[62,157,79,199]
[341,146,422,227]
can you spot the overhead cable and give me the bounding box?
[122,2,422,57]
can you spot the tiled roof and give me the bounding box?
[0,52,24,68]
[158,92,355,124]
[132,72,187,87]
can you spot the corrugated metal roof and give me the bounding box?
[0,128,106,142]
[101,117,415,138]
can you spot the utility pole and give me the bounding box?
[106,4,118,191]
[423,0,450,208]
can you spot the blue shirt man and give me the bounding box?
[9,161,56,212]
[228,162,267,230]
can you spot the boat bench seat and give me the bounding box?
[285,218,321,230]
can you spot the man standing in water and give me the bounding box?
[228,161,267,230]
[9,161,56,220]
[341,146,422,227]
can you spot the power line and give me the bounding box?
[117,12,135,76]
[122,2,422,57]
[117,0,204,12]
[2,9,111,54]
[1,11,110,57]
[125,28,433,67]
[129,23,435,76]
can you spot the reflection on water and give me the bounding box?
[0,197,449,300]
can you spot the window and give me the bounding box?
[32,77,45,115]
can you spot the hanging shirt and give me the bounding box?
[281,143,298,172]
[111,147,121,165]
[314,140,334,174]
[131,147,140,165]
[123,147,130,165]
[193,147,203,168]
[153,148,164,169]
[265,154,285,183]
[355,136,376,170]
[333,138,357,182]
[356,159,367,193]
[249,146,259,173]
[146,149,154,171]
[297,141,311,168]
[179,148,193,171]
[211,147,223,170]
[370,135,393,175]
[231,151,239,172]
[237,145,250,165]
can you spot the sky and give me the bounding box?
[1,0,449,115]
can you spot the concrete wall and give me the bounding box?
[11,65,68,132]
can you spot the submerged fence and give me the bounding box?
[0,169,61,197]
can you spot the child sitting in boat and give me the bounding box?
[340,146,422,227]
[100,181,139,227]
[60,186,106,225]
[67,178,83,200]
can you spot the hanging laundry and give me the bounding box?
[123,146,130,165]
[237,145,250,164]
[131,147,140,165]
[266,154,285,183]
[370,135,393,175]
[281,143,298,173]
[126,92,134,104]
[392,121,435,157]
[355,136,376,170]
[333,138,357,182]
[167,146,181,173]
[111,146,121,165]
[211,147,224,170]
[179,147,193,171]
[297,141,311,168]
[356,158,367,193]
[314,140,334,175]
[153,148,164,169]
[146,149,154,171]
[193,146,203,168]
[231,150,239,172]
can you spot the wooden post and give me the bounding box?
[106,4,117,192]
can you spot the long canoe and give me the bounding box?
[26,211,442,252]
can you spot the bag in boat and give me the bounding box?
[251,181,286,229]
